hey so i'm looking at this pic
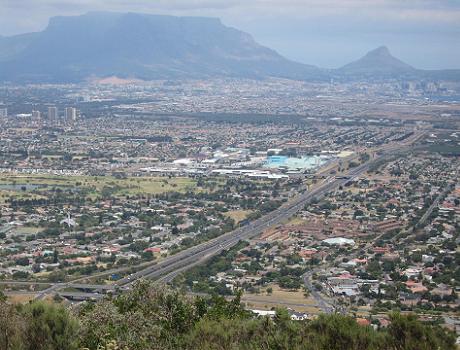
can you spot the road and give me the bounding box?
[118,141,412,287]
[302,271,334,313]
[124,137,422,294]
[418,184,453,227]
[397,182,455,245]
[30,156,376,299]
[4,135,423,300]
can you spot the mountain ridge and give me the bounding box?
[0,12,458,83]
[0,12,325,82]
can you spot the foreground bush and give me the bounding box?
[0,282,455,350]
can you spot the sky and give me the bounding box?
[1,0,459,69]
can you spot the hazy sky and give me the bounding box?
[1,0,459,69]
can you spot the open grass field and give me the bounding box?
[12,226,45,235]
[6,293,37,304]
[223,210,253,223]
[115,177,197,195]
[0,190,47,204]
[241,284,321,313]
[0,174,198,199]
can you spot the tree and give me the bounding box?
[62,153,73,162]
[23,301,80,350]
[0,282,454,350]
[15,257,30,266]
[387,312,456,350]
[278,276,301,290]
[53,294,64,303]
[0,301,25,350]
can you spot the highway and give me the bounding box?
[32,158,376,299]
[118,131,426,287]
[117,147,401,288]
[3,134,423,301]
[0,281,115,290]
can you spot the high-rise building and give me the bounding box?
[65,107,77,122]
[0,108,7,118]
[32,110,41,119]
[48,106,58,121]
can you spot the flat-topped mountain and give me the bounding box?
[0,12,459,83]
[0,12,323,82]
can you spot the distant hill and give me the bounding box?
[0,12,459,83]
[337,46,415,78]
[0,12,324,83]
[335,46,460,82]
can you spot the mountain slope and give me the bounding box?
[337,46,417,79]
[0,32,39,63]
[0,12,324,82]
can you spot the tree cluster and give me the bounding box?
[0,282,456,350]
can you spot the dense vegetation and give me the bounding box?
[0,282,456,350]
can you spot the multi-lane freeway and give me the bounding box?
[116,143,410,288]
[23,156,376,300]
[115,133,424,288]
[2,134,423,301]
